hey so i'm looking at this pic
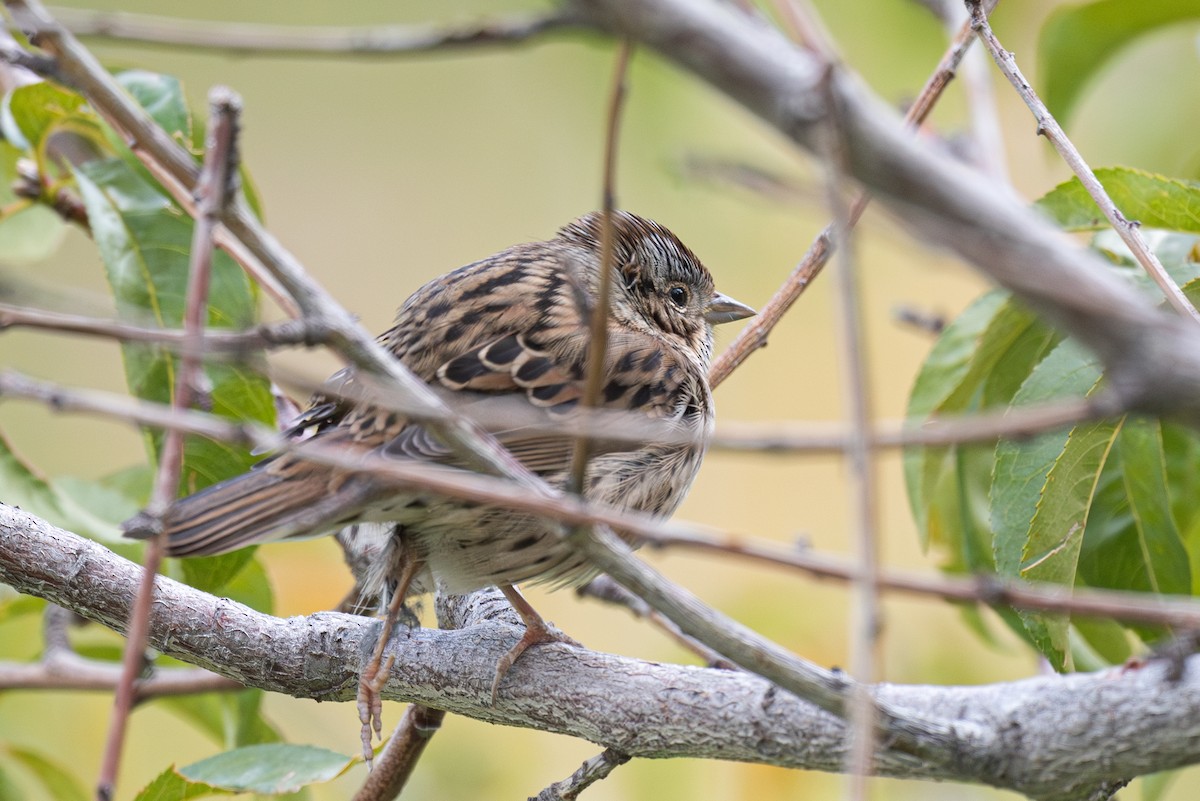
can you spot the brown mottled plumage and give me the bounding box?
[152,211,752,594]
[132,211,752,757]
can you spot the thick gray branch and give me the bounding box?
[4,504,1200,801]
[569,0,1200,423]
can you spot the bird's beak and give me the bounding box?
[705,291,756,325]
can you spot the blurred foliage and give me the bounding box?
[1,1,1200,799]
[1038,0,1200,123]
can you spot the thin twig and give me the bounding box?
[96,87,241,801]
[577,576,736,668]
[567,39,632,494]
[0,302,330,353]
[966,0,1200,325]
[50,7,579,58]
[0,369,964,544]
[946,3,1007,180]
[0,655,242,697]
[269,360,1113,454]
[816,54,880,797]
[654,527,1200,629]
[708,7,986,387]
[530,748,631,801]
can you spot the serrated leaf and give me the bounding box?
[1036,167,1200,233]
[1017,416,1116,669]
[1039,0,1200,123]
[132,766,229,801]
[4,747,88,801]
[990,338,1105,669]
[180,745,353,794]
[991,339,1103,575]
[904,290,1007,540]
[905,291,1058,568]
[1076,419,1191,645]
[72,156,274,500]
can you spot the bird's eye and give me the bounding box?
[668,285,689,307]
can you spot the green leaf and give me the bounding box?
[1036,167,1200,233]
[161,689,281,750]
[180,745,353,794]
[0,594,44,625]
[216,554,274,614]
[4,747,88,801]
[1142,769,1180,801]
[1070,617,1133,665]
[0,428,123,541]
[117,71,192,146]
[1017,416,1116,669]
[1078,419,1191,643]
[990,339,1105,669]
[0,762,21,801]
[2,81,85,150]
[1039,0,1200,123]
[904,291,1059,571]
[132,766,229,801]
[72,156,274,498]
[178,549,257,601]
[0,140,65,262]
[904,290,1007,541]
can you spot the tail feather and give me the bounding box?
[130,464,375,557]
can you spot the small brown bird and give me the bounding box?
[136,210,752,755]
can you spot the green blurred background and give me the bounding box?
[2,0,1199,798]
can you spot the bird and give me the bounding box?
[130,210,754,761]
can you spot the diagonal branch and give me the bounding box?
[571,0,1200,425]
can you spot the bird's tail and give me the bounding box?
[124,462,375,557]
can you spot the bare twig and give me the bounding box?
[0,302,331,354]
[815,53,880,795]
[96,88,241,801]
[0,369,1118,548]
[50,7,579,58]
[708,8,985,388]
[966,0,1200,325]
[0,654,241,697]
[531,748,631,801]
[577,576,736,668]
[947,3,1007,179]
[568,39,632,494]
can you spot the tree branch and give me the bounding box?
[48,7,580,59]
[570,0,1200,425]
[5,504,1200,801]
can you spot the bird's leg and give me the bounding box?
[358,553,422,769]
[491,584,580,703]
